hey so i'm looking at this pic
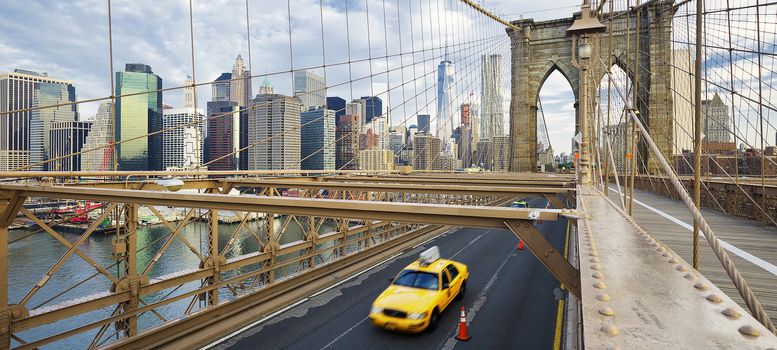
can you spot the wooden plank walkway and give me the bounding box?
[606,186,777,326]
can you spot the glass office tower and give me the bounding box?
[115,63,163,171]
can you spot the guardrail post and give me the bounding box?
[207,208,220,306]
[115,203,139,337]
[0,226,8,350]
[0,191,23,350]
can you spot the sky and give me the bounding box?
[0,0,583,154]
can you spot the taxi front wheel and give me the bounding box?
[427,310,440,332]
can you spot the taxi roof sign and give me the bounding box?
[419,246,440,266]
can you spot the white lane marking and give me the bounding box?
[318,229,485,350]
[200,298,310,350]
[320,317,369,350]
[440,245,516,350]
[450,231,487,259]
[201,228,453,349]
[609,187,777,277]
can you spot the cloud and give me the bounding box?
[1,0,583,158]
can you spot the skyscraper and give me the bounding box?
[0,69,77,171]
[206,100,241,171]
[183,75,195,110]
[336,114,359,170]
[491,135,510,171]
[364,116,389,150]
[163,108,205,170]
[436,59,455,146]
[49,121,91,171]
[300,107,335,170]
[81,102,114,171]
[30,80,79,170]
[327,96,346,119]
[230,55,252,108]
[347,100,366,129]
[702,93,731,143]
[115,63,163,171]
[480,54,503,140]
[413,133,441,170]
[418,114,431,134]
[294,70,326,109]
[212,73,232,102]
[672,49,693,154]
[248,91,302,170]
[360,96,383,123]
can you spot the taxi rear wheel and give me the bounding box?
[427,310,440,332]
[455,281,466,300]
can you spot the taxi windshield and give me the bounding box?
[392,270,439,290]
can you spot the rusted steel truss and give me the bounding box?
[0,174,576,349]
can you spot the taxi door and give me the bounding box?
[441,269,455,309]
[445,264,463,302]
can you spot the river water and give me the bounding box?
[9,215,332,349]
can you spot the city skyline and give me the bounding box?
[0,0,532,147]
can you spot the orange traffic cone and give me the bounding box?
[456,306,471,341]
[518,240,525,250]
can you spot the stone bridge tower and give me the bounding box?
[506,1,676,173]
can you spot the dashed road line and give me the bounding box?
[439,245,517,350]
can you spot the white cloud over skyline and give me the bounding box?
[0,0,583,153]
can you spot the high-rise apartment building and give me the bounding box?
[389,126,407,154]
[49,121,91,171]
[248,93,301,170]
[412,133,441,170]
[115,63,163,171]
[460,128,472,168]
[162,108,205,170]
[480,54,503,140]
[436,59,455,145]
[702,93,731,143]
[294,70,326,109]
[491,135,510,171]
[358,149,394,171]
[0,69,77,171]
[408,125,418,146]
[476,139,492,169]
[336,115,359,170]
[81,102,114,171]
[606,122,629,172]
[230,55,252,108]
[206,101,242,171]
[212,73,232,102]
[300,107,335,170]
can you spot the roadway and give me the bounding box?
[208,198,568,350]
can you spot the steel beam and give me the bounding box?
[100,225,452,350]
[226,179,573,196]
[504,220,581,299]
[0,185,560,228]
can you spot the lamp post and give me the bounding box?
[577,40,593,184]
[568,1,606,186]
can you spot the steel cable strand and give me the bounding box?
[604,60,777,333]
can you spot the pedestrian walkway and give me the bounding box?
[607,186,777,325]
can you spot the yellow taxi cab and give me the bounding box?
[369,246,469,333]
